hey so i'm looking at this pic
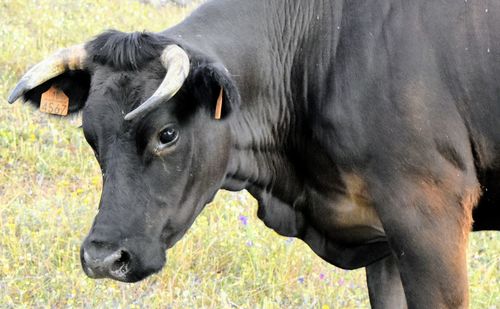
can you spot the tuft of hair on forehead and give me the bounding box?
[86,30,166,71]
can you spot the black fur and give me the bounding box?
[85,30,165,71]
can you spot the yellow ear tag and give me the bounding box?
[40,86,69,116]
[215,87,223,120]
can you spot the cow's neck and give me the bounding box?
[223,96,309,238]
[163,0,394,267]
[167,0,339,227]
[224,101,302,197]
[214,6,322,209]
[221,39,313,221]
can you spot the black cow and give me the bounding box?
[8,0,500,308]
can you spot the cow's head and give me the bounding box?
[8,31,240,282]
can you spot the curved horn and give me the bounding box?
[124,45,190,121]
[8,44,87,104]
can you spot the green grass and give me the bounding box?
[0,0,499,307]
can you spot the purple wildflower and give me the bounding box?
[319,273,325,280]
[238,215,248,226]
[246,240,253,247]
[298,277,305,284]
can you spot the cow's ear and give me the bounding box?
[190,62,240,119]
[22,70,91,115]
[8,44,90,116]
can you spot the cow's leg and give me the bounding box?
[366,254,407,309]
[369,175,479,309]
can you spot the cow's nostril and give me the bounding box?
[107,249,131,277]
[82,244,132,280]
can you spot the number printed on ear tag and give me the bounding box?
[40,86,69,116]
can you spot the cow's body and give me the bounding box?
[168,0,500,270]
[9,0,499,308]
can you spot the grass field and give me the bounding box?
[0,0,499,307]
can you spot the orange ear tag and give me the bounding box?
[215,87,223,120]
[40,86,69,116]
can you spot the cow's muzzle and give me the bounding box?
[80,234,165,282]
[81,246,132,281]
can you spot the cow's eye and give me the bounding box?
[158,126,178,146]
